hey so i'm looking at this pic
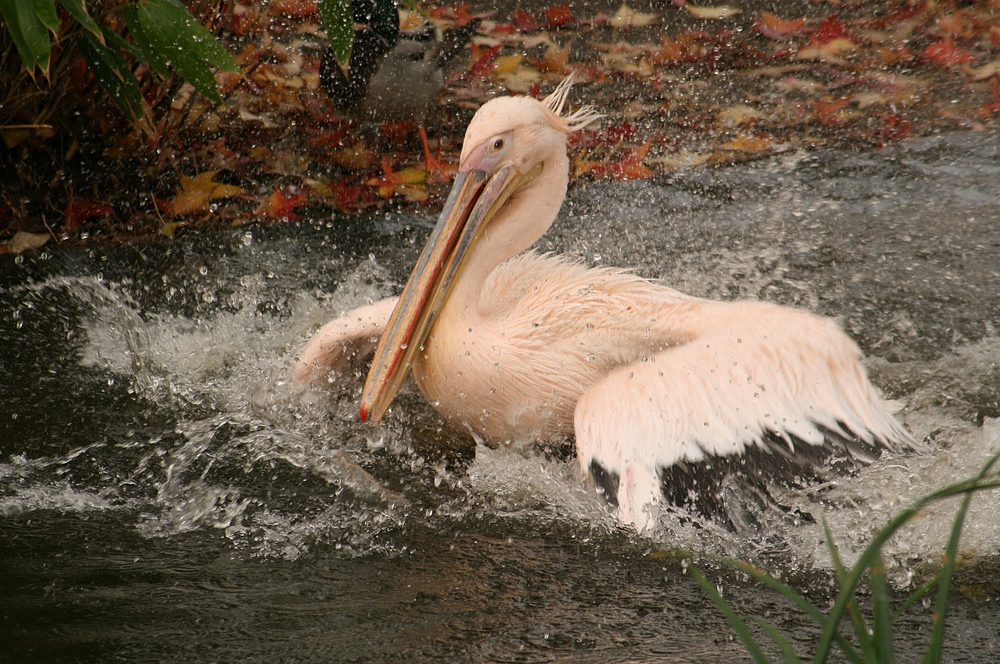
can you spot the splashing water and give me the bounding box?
[3,133,1000,661]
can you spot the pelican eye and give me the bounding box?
[492,137,505,151]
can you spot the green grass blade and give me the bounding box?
[923,486,976,663]
[723,559,862,663]
[690,565,772,664]
[820,520,877,664]
[895,572,941,619]
[870,550,895,663]
[814,455,1000,662]
[749,616,804,664]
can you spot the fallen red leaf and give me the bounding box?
[428,2,475,25]
[467,44,501,79]
[814,96,851,125]
[603,122,641,145]
[63,198,113,231]
[335,183,380,213]
[870,113,912,146]
[215,70,242,96]
[568,128,602,149]
[256,186,304,221]
[489,22,516,36]
[542,4,575,29]
[227,3,258,35]
[378,121,416,146]
[581,141,654,181]
[649,36,691,66]
[270,0,317,19]
[306,126,352,151]
[512,9,538,32]
[921,38,976,67]
[809,15,851,47]
[978,80,1000,118]
[754,12,809,40]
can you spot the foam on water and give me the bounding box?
[3,230,996,576]
[53,257,999,575]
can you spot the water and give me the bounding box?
[3,132,1000,661]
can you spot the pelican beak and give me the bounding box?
[359,162,542,424]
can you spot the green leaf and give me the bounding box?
[690,565,771,664]
[78,28,144,121]
[923,482,977,663]
[689,453,1000,664]
[748,616,803,664]
[29,0,57,33]
[895,572,941,619]
[725,559,862,663]
[870,551,895,663]
[152,0,239,72]
[318,0,353,68]
[122,4,170,78]
[0,0,56,74]
[57,0,103,44]
[822,520,877,663]
[135,0,239,102]
[814,460,1000,663]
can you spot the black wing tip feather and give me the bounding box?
[589,420,912,532]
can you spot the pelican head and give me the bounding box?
[359,78,601,424]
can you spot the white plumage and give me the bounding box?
[294,78,915,531]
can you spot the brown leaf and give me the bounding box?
[610,3,658,29]
[5,231,50,253]
[535,41,572,73]
[170,171,246,217]
[685,5,739,20]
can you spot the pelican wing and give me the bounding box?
[573,299,915,530]
[292,297,398,388]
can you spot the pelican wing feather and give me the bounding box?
[574,299,915,529]
[292,297,397,388]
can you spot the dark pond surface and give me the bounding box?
[3,131,1000,661]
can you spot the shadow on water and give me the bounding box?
[3,133,1000,661]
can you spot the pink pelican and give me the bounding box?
[292,78,915,531]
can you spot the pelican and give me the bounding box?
[293,78,916,531]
